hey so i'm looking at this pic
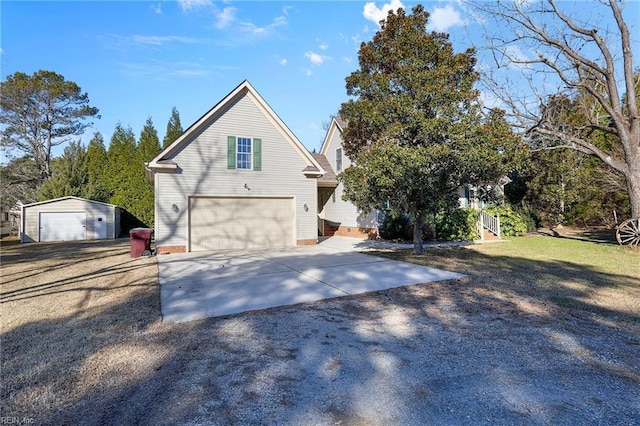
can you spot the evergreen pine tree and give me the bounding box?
[107,124,140,230]
[135,117,161,227]
[162,107,183,148]
[86,132,111,202]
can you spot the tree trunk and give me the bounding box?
[412,215,424,255]
[627,166,640,219]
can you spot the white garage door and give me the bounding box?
[189,197,295,251]
[40,212,87,242]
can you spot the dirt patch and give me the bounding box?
[1,239,161,420]
[1,237,638,424]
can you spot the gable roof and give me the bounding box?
[21,196,118,209]
[319,116,346,156]
[146,80,324,177]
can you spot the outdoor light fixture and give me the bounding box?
[172,203,179,213]
[244,183,251,191]
[303,203,309,212]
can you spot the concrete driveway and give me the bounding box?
[158,237,465,323]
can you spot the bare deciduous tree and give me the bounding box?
[471,0,639,218]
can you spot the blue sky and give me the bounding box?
[1,0,638,155]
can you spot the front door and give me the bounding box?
[94,215,107,239]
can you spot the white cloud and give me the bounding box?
[305,51,326,66]
[479,90,504,110]
[503,45,535,70]
[319,42,329,50]
[279,58,288,66]
[151,3,162,14]
[215,7,236,29]
[105,34,204,49]
[129,35,202,46]
[302,68,313,77]
[426,5,465,32]
[343,56,353,64]
[238,15,287,37]
[118,60,213,79]
[177,0,211,12]
[170,69,210,77]
[363,0,404,26]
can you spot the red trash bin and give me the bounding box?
[130,228,153,258]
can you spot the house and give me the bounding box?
[20,196,121,243]
[147,81,503,254]
[318,117,506,240]
[316,117,380,238]
[457,177,512,210]
[146,80,326,254]
[0,203,17,237]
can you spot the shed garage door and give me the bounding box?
[189,197,294,251]
[40,212,86,242]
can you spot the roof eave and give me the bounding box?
[318,180,339,188]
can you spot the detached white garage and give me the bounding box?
[21,196,120,243]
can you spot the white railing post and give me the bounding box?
[478,210,501,240]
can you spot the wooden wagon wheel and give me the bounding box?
[616,217,640,246]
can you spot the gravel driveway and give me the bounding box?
[143,283,637,425]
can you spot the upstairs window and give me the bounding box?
[237,137,252,169]
[227,136,262,171]
[336,148,342,172]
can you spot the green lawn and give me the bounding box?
[376,234,640,326]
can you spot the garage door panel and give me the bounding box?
[40,212,87,242]
[190,197,294,251]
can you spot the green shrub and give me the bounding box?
[485,205,528,236]
[379,211,413,241]
[515,202,540,232]
[436,208,479,241]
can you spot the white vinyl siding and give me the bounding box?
[155,92,317,249]
[321,124,378,229]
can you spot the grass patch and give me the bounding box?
[375,235,640,323]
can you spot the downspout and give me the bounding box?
[20,204,25,243]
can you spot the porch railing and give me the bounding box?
[479,210,500,239]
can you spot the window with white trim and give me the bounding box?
[336,148,342,172]
[237,137,252,169]
[227,136,262,171]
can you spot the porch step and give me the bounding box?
[483,229,500,240]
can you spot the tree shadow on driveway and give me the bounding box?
[1,239,638,425]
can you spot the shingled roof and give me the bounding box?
[311,153,338,187]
